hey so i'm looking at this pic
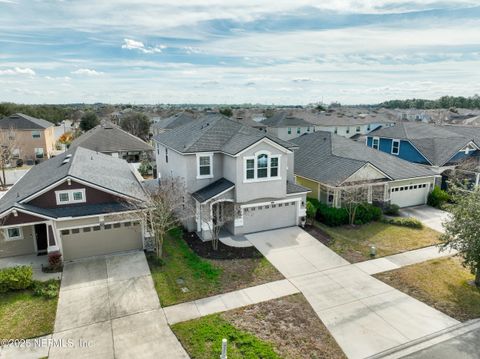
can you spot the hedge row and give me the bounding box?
[308,199,382,227]
[0,266,33,293]
[381,217,423,229]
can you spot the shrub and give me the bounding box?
[382,217,423,229]
[427,186,450,208]
[383,204,400,216]
[0,266,33,293]
[356,204,382,223]
[48,251,62,267]
[305,201,316,225]
[316,203,349,226]
[33,279,60,299]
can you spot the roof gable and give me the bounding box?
[0,113,53,130]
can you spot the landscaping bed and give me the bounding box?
[172,294,346,359]
[375,257,480,322]
[148,228,282,306]
[307,221,441,263]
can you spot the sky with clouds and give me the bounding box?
[1,0,480,105]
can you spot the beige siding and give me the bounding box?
[0,226,35,258]
[61,222,143,261]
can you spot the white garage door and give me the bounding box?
[390,183,429,208]
[242,200,298,234]
[61,221,143,261]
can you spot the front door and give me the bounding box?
[34,224,48,254]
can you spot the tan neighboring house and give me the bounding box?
[0,147,152,261]
[0,113,56,165]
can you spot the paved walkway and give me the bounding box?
[354,245,457,275]
[1,251,188,359]
[164,279,299,324]
[400,205,450,233]
[0,253,61,281]
[246,227,459,359]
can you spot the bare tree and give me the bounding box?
[0,127,18,190]
[126,177,195,258]
[199,200,241,250]
[340,183,369,225]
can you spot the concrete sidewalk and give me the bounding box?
[246,227,459,359]
[354,245,457,275]
[164,279,299,324]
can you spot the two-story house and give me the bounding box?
[261,112,315,141]
[0,147,150,261]
[154,114,309,240]
[0,113,56,165]
[366,122,480,173]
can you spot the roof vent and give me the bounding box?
[65,154,72,158]
[61,158,70,165]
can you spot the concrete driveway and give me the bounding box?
[50,251,188,359]
[400,205,450,233]
[246,227,458,359]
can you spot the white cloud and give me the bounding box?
[122,38,165,54]
[0,67,35,76]
[71,68,104,76]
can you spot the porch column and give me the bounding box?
[47,222,59,253]
[367,185,373,203]
[383,183,390,202]
[476,173,480,188]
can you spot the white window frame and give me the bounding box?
[34,147,44,159]
[55,188,87,205]
[4,227,23,241]
[243,151,281,183]
[372,137,380,150]
[391,139,400,155]
[31,130,41,139]
[196,153,213,179]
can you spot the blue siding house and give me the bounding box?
[366,122,480,168]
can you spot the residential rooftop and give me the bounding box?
[0,113,54,130]
[261,112,312,128]
[70,121,153,153]
[292,131,434,186]
[154,113,297,155]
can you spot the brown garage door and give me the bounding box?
[61,222,143,261]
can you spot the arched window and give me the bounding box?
[257,154,268,178]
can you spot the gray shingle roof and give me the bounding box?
[287,181,310,194]
[152,112,195,131]
[192,178,235,203]
[370,122,479,166]
[70,122,153,153]
[0,147,148,216]
[261,112,312,128]
[292,132,435,186]
[0,113,54,130]
[154,114,297,155]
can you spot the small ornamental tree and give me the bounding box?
[0,127,18,190]
[80,111,99,131]
[441,185,480,287]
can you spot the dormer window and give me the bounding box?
[196,153,213,179]
[55,189,86,205]
[244,152,281,182]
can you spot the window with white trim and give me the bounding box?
[5,227,23,241]
[196,153,213,179]
[296,127,301,134]
[32,131,41,139]
[12,149,20,158]
[244,152,280,181]
[372,137,379,150]
[35,148,44,159]
[55,189,86,205]
[356,126,361,132]
[287,127,292,134]
[391,139,400,155]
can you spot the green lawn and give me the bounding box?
[0,289,58,339]
[172,314,281,359]
[148,228,282,306]
[317,221,441,262]
[375,257,480,321]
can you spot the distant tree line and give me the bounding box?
[0,102,74,125]
[379,95,480,110]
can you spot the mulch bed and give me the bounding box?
[183,231,263,260]
[304,224,333,246]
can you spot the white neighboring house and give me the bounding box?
[154,113,310,240]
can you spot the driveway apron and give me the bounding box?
[246,227,459,359]
[50,251,188,359]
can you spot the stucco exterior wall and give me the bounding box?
[4,126,56,163]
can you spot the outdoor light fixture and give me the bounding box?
[370,245,377,258]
